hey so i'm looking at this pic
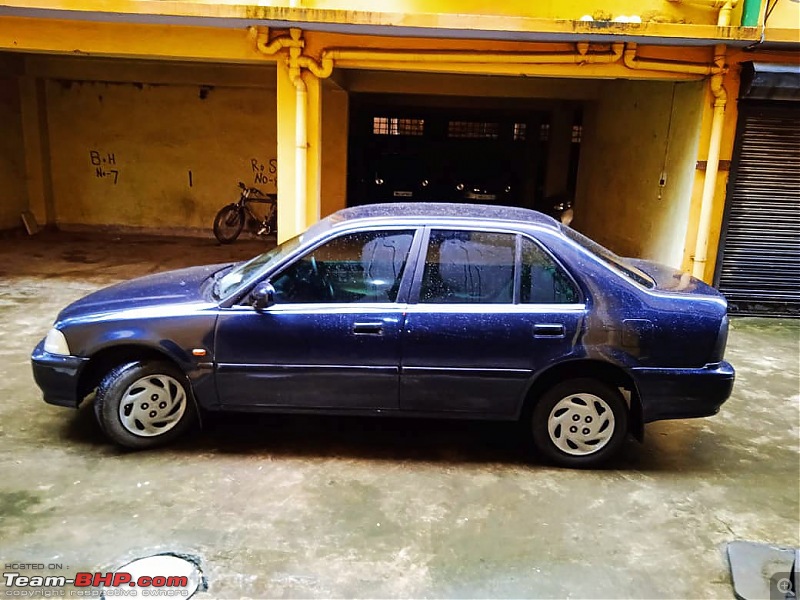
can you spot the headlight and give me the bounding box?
[44,328,71,356]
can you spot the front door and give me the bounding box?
[400,229,584,417]
[214,228,418,410]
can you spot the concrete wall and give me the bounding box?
[0,60,27,231]
[573,79,704,268]
[44,78,276,233]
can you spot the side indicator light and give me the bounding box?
[192,349,207,357]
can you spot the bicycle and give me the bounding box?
[213,182,277,244]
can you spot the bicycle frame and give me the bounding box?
[238,184,277,235]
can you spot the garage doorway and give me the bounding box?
[347,95,550,210]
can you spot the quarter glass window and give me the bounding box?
[520,237,579,304]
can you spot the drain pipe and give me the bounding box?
[288,35,308,233]
[322,43,624,68]
[256,28,333,232]
[623,42,716,75]
[691,44,728,280]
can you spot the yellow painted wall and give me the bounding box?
[574,78,704,268]
[0,59,27,230]
[765,0,800,43]
[301,0,742,24]
[342,70,602,100]
[37,61,278,234]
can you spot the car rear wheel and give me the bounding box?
[531,378,628,468]
[94,360,196,449]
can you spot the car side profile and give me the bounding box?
[31,203,735,467]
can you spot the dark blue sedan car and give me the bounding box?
[31,203,734,467]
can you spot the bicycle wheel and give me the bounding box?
[213,204,244,244]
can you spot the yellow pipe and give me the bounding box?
[254,27,303,55]
[692,43,728,280]
[322,44,624,66]
[297,55,334,79]
[623,42,717,75]
[287,29,309,234]
[718,0,736,26]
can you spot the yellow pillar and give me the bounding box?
[275,57,323,242]
[276,58,298,243]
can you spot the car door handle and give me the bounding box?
[534,323,566,338]
[353,322,384,335]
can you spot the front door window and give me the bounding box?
[272,230,415,304]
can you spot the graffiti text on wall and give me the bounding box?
[251,158,277,186]
[90,150,120,184]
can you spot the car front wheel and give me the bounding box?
[531,378,628,468]
[94,360,196,449]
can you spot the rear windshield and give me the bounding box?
[560,225,655,289]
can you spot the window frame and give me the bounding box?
[408,226,584,307]
[259,225,425,307]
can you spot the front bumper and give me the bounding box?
[631,361,735,423]
[31,340,89,408]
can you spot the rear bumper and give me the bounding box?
[31,340,89,408]
[631,361,735,423]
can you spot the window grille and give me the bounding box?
[372,117,425,136]
[448,120,500,139]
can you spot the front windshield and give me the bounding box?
[214,234,303,298]
[560,225,655,289]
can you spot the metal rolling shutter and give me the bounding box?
[716,104,800,317]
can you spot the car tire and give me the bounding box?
[94,360,196,449]
[531,378,628,468]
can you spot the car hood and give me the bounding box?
[56,264,230,323]
[624,258,725,299]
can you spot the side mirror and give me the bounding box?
[251,281,276,311]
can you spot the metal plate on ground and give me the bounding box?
[101,553,204,599]
[728,540,797,600]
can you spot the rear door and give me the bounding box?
[400,228,585,416]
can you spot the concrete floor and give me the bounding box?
[0,230,798,599]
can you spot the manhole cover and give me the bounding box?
[101,554,204,599]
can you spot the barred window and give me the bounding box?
[513,122,527,141]
[540,123,551,141]
[372,117,425,136]
[448,121,500,139]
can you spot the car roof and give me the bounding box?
[323,202,562,231]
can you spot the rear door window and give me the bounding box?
[419,230,516,303]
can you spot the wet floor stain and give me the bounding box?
[0,490,42,518]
